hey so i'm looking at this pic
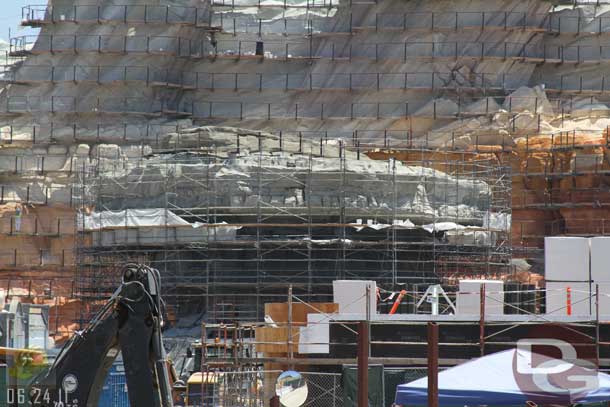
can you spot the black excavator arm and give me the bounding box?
[28,264,174,407]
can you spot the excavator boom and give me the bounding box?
[28,264,174,407]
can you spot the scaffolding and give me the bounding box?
[3,0,610,336]
[74,131,511,322]
[0,122,606,270]
[21,4,610,36]
[3,66,608,95]
[13,33,610,64]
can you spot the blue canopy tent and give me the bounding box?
[395,349,610,406]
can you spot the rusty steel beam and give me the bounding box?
[357,320,369,407]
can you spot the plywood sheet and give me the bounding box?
[255,326,299,354]
[264,302,338,325]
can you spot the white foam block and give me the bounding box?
[595,283,610,319]
[591,237,610,282]
[332,280,377,315]
[298,313,330,354]
[546,281,591,316]
[545,237,590,281]
[456,280,504,316]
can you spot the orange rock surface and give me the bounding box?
[369,129,610,254]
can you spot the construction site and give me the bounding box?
[2,0,610,405]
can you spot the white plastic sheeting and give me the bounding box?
[351,219,415,231]
[81,208,189,230]
[80,209,241,246]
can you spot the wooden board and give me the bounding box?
[255,326,299,353]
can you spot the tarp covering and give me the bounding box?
[80,209,189,230]
[79,209,242,245]
[343,365,385,407]
[395,349,610,406]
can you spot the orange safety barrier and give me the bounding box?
[389,289,407,315]
[566,286,572,316]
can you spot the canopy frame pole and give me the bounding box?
[428,321,439,407]
[357,285,371,407]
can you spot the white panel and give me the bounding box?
[332,280,377,315]
[456,280,504,316]
[544,237,590,281]
[298,313,330,354]
[546,281,591,316]
[591,237,610,282]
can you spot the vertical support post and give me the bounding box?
[479,284,485,356]
[357,319,369,407]
[200,322,206,407]
[596,284,600,366]
[288,284,293,365]
[428,322,439,407]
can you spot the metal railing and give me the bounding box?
[514,217,610,238]
[27,6,607,35]
[22,3,610,35]
[348,12,610,35]
[7,65,610,95]
[0,184,77,206]
[187,97,608,120]
[0,248,75,267]
[514,187,610,208]
[0,67,524,91]
[202,39,610,62]
[211,11,595,35]
[3,65,199,88]
[0,122,182,144]
[178,71,522,91]
[0,124,608,152]
[10,34,205,58]
[21,4,212,26]
[13,35,610,63]
[0,96,191,116]
[212,0,337,8]
[0,215,75,236]
[213,0,610,7]
[0,153,91,175]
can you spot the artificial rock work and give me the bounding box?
[0,0,609,321]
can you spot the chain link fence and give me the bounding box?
[301,372,344,407]
[194,368,430,407]
[194,370,344,407]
